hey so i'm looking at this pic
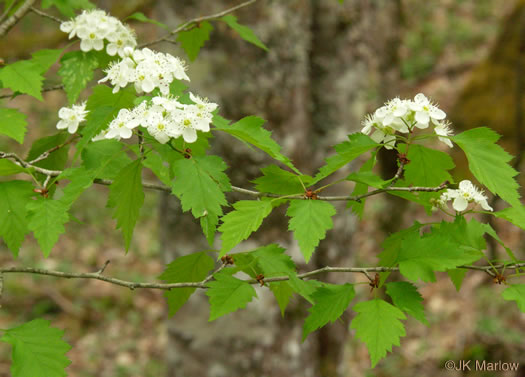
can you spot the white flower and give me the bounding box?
[105,108,140,140]
[434,121,454,148]
[56,102,88,134]
[92,128,110,141]
[439,180,493,212]
[409,93,446,129]
[361,113,397,149]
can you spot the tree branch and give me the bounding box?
[0,84,64,99]
[29,6,62,24]
[140,0,258,48]
[0,0,36,38]
[1,263,523,291]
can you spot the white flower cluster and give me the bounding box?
[56,102,88,134]
[436,180,493,212]
[93,93,217,144]
[60,9,136,57]
[361,93,453,149]
[99,48,190,94]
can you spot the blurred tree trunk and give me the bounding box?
[155,1,402,376]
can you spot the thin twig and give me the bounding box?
[201,264,226,285]
[96,260,111,274]
[0,0,36,38]
[28,134,79,165]
[140,0,257,48]
[0,0,18,24]
[30,6,62,23]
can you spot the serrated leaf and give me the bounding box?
[270,281,294,317]
[26,198,69,257]
[200,212,219,246]
[58,51,99,104]
[313,133,378,184]
[57,167,95,208]
[350,299,406,367]
[303,283,355,340]
[81,139,131,180]
[142,152,171,185]
[0,159,27,176]
[218,200,273,256]
[171,155,230,221]
[495,206,525,231]
[206,273,257,321]
[453,127,520,207]
[107,160,144,251]
[213,115,299,173]
[0,60,44,100]
[385,281,427,325]
[502,284,525,313]
[233,244,296,278]
[287,274,324,304]
[252,164,312,195]
[177,21,213,61]
[402,144,454,186]
[41,0,94,17]
[346,171,387,188]
[447,269,467,292]
[27,132,70,172]
[1,319,71,377]
[221,14,268,51]
[76,85,136,157]
[31,48,63,74]
[0,181,33,256]
[126,12,168,29]
[158,252,215,315]
[286,200,336,262]
[0,107,27,143]
[347,153,377,218]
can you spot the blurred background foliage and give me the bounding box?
[0,0,524,376]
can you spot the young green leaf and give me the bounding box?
[269,281,294,316]
[31,48,63,75]
[287,273,324,304]
[106,160,145,251]
[0,160,27,176]
[346,171,387,188]
[158,252,215,316]
[126,12,168,29]
[402,144,454,186]
[58,51,99,104]
[0,107,27,143]
[142,151,171,185]
[0,60,44,100]
[219,200,273,256]
[171,155,230,222]
[286,200,336,262]
[313,133,378,184]
[1,319,71,377]
[221,14,268,51]
[81,139,132,180]
[57,167,95,208]
[213,115,299,174]
[41,0,94,17]
[347,153,377,218]
[495,206,525,231]
[177,21,213,61]
[27,132,70,172]
[252,165,312,195]
[350,299,406,367]
[385,281,428,325]
[233,244,296,277]
[26,198,69,257]
[501,284,525,313]
[303,283,355,340]
[0,181,34,256]
[200,212,219,246]
[453,127,520,207]
[206,273,257,321]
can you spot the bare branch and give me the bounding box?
[140,0,257,48]
[28,134,79,164]
[0,0,36,38]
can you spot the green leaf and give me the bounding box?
[171,155,230,220]
[233,244,296,277]
[219,200,273,256]
[177,21,213,61]
[0,181,33,256]
[57,167,95,208]
[142,151,171,185]
[0,107,27,143]
[269,281,294,316]
[58,51,99,104]
[0,60,44,100]
[106,160,145,251]
[253,165,312,195]
[81,139,131,180]
[385,281,427,325]
[126,12,168,29]
[453,127,520,206]
[220,14,268,51]
[76,85,136,157]
[347,153,377,218]
[206,272,257,321]
[303,283,355,340]
[213,115,299,173]
[502,284,525,313]
[41,0,94,17]
[402,144,454,186]
[495,206,525,231]
[27,132,69,172]
[31,48,63,74]
[200,212,219,246]
[350,299,406,367]
[286,200,336,262]
[287,273,324,304]
[346,171,387,188]
[158,252,215,315]
[26,198,69,257]
[447,269,467,292]
[313,133,378,184]
[1,319,71,377]
[0,159,27,176]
